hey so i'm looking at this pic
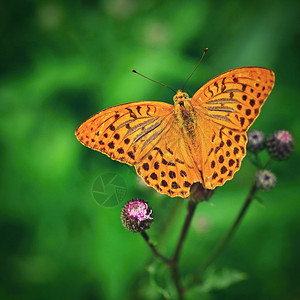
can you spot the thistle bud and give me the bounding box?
[266,130,294,160]
[121,199,153,233]
[255,170,277,191]
[247,130,265,153]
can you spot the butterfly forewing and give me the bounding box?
[191,67,275,131]
[75,101,174,165]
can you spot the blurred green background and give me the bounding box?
[1,0,299,299]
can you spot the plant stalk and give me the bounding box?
[198,183,257,276]
[140,231,170,263]
[172,199,198,262]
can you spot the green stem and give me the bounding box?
[141,184,212,299]
[247,153,261,168]
[172,200,198,262]
[141,231,184,298]
[140,231,170,264]
[170,263,184,300]
[169,185,213,298]
[198,182,257,276]
[263,157,273,169]
[140,200,198,300]
[254,153,263,168]
[169,199,199,300]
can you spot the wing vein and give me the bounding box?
[131,119,162,143]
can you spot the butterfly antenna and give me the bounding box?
[182,48,208,91]
[132,69,177,93]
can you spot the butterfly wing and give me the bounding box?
[190,67,275,189]
[76,101,173,164]
[76,68,275,194]
[135,120,204,198]
[76,101,203,197]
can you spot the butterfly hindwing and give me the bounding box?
[135,124,203,198]
[199,124,248,189]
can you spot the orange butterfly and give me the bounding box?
[76,67,274,198]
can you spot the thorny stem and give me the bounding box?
[197,182,258,278]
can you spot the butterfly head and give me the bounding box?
[173,90,190,106]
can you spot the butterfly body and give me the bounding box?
[174,90,197,138]
[76,67,275,198]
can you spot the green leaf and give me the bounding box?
[191,268,247,294]
[146,262,172,299]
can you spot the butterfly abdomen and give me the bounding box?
[174,98,197,139]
